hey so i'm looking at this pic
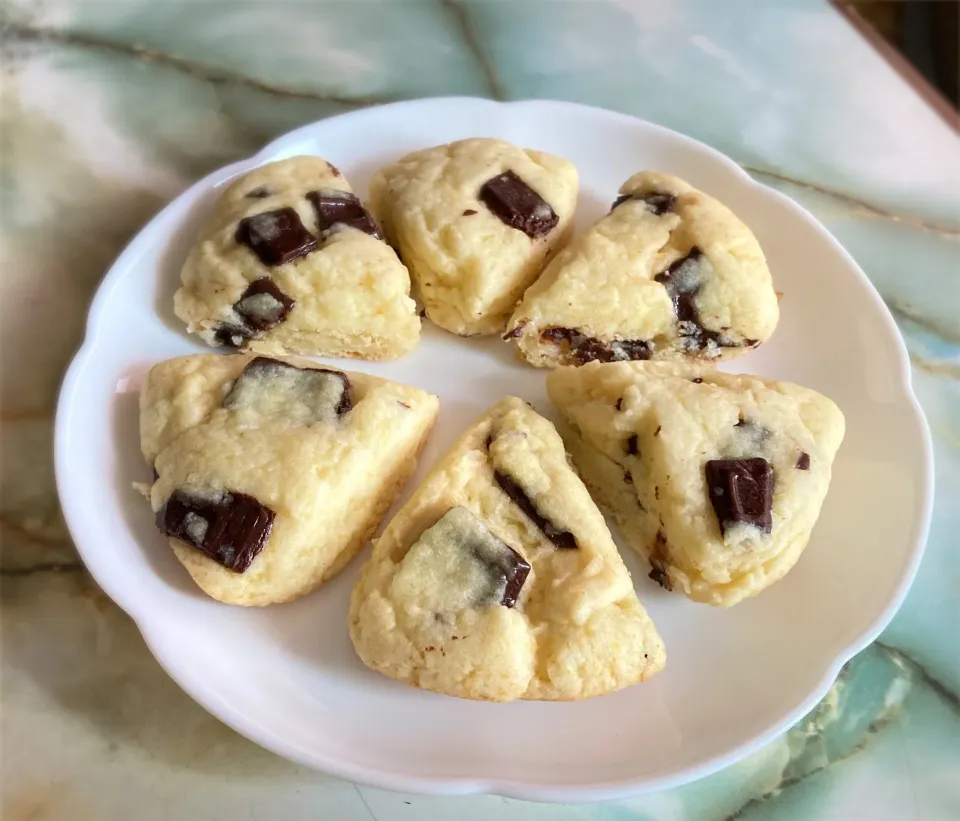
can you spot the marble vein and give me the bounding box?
[1,561,85,577]
[440,0,504,100]
[2,20,955,234]
[745,166,960,237]
[1,22,394,107]
[876,642,960,715]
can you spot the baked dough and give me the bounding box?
[547,361,844,606]
[369,139,578,336]
[349,397,665,701]
[507,171,779,366]
[140,353,439,605]
[174,156,421,360]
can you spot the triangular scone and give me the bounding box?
[506,171,779,367]
[175,156,421,360]
[140,354,438,605]
[547,361,845,607]
[369,139,578,336]
[349,397,664,701]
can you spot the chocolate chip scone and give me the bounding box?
[506,171,779,366]
[369,138,578,336]
[547,361,844,607]
[140,354,438,605]
[349,397,665,701]
[174,156,421,359]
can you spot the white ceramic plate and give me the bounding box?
[55,98,933,802]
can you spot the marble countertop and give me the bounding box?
[2,1,958,818]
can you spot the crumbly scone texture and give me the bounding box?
[140,353,439,606]
[369,138,578,336]
[547,361,844,607]
[349,397,665,701]
[507,171,779,367]
[174,156,421,359]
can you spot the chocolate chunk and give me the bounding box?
[235,208,318,266]
[479,170,558,239]
[157,489,275,573]
[498,546,531,608]
[494,470,577,549]
[408,508,530,609]
[615,397,624,411]
[625,434,639,456]
[306,190,381,239]
[462,208,478,216]
[705,458,774,534]
[691,377,703,384]
[623,470,633,485]
[539,327,651,365]
[213,324,255,348]
[246,186,271,199]
[648,530,672,590]
[611,191,676,216]
[224,356,352,418]
[655,248,728,350]
[502,322,526,340]
[796,452,811,470]
[234,277,295,333]
[656,248,705,325]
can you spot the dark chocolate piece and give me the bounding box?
[623,470,633,485]
[615,397,624,411]
[213,324,255,348]
[479,170,558,239]
[502,322,526,340]
[648,530,672,590]
[497,544,531,608]
[494,470,577,549]
[157,489,275,573]
[625,434,639,456]
[691,377,703,384]
[539,327,652,365]
[655,247,730,350]
[796,452,811,470]
[462,208,478,216]
[246,186,271,199]
[224,356,353,417]
[235,207,318,266]
[306,190,382,239]
[705,458,774,534]
[610,191,676,216]
[234,278,295,333]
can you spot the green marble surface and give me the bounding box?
[2,1,958,819]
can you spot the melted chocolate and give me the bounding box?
[539,327,652,365]
[234,278,295,333]
[610,191,677,216]
[224,356,353,417]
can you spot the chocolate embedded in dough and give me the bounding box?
[479,170,558,239]
[306,190,382,239]
[157,489,275,573]
[494,470,578,549]
[235,207,318,266]
[796,452,811,470]
[610,191,677,216]
[705,457,774,534]
[213,323,256,349]
[234,278,295,333]
[539,327,651,365]
[224,356,353,418]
